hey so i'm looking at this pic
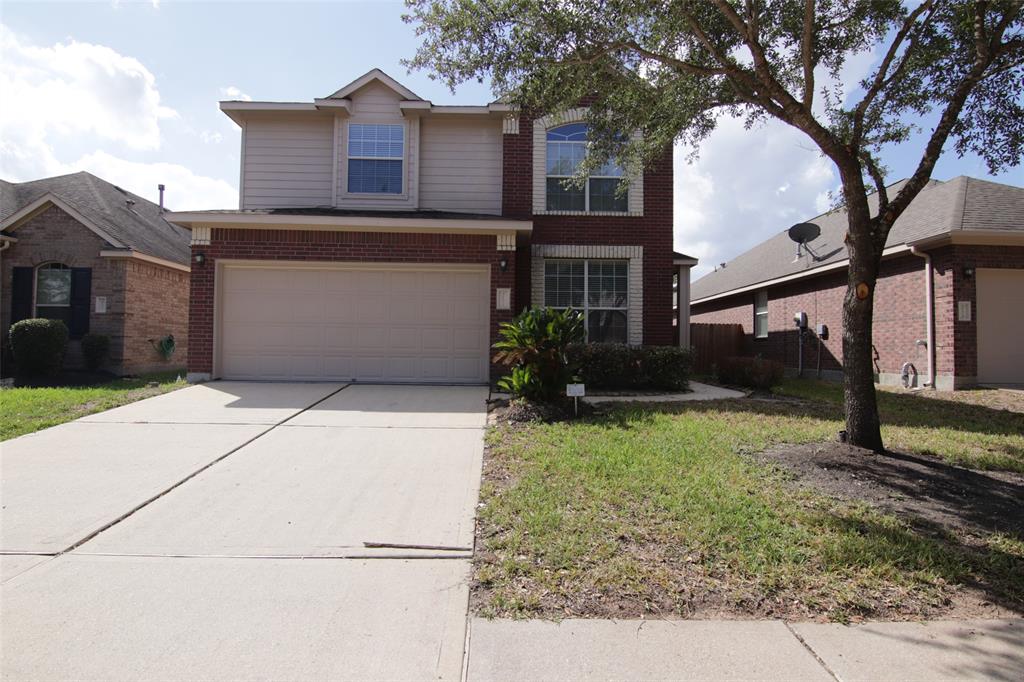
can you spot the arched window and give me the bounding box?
[545,123,627,212]
[34,262,72,325]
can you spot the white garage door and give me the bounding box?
[219,263,490,383]
[977,268,1024,386]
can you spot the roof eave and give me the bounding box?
[165,210,533,235]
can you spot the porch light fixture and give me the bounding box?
[498,256,508,272]
[963,264,975,279]
[194,252,206,265]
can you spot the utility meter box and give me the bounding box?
[816,323,829,340]
[794,311,808,329]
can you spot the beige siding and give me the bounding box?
[336,82,419,210]
[419,117,502,215]
[241,114,335,209]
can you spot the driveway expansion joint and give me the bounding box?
[57,384,351,557]
[784,620,843,682]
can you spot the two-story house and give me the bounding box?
[168,69,695,384]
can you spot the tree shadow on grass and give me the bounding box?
[821,511,1023,618]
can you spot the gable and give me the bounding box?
[326,68,422,101]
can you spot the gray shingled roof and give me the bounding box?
[0,172,190,265]
[691,176,1024,302]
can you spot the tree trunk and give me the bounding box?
[842,205,885,453]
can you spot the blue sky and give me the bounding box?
[2,1,1020,277]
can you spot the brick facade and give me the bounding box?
[1,205,190,375]
[122,260,190,375]
[691,245,1024,389]
[504,114,676,346]
[186,110,676,383]
[188,228,514,380]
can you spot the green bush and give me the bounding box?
[81,333,111,371]
[568,344,692,391]
[493,307,585,402]
[717,356,785,390]
[9,318,69,377]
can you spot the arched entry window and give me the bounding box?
[545,123,627,212]
[34,262,73,326]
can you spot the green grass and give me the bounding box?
[477,396,1024,621]
[0,371,187,440]
[775,378,1024,472]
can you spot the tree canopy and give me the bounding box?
[406,0,1024,451]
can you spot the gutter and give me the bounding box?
[909,246,935,389]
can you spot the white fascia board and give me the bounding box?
[1,194,127,248]
[313,99,352,114]
[100,249,190,272]
[219,101,320,125]
[326,68,423,101]
[908,229,1024,248]
[690,244,911,306]
[673,257,699,266]
[164,211,533,234]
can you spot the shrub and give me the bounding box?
[81,333,111,371]
[493,307,585,402]
[569,344,693,391]
[717,356,785,390]
[9,318,69,377]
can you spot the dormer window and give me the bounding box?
[546,123,627,212]
[347,123,404,194]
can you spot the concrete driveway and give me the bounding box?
[1,382,487,680]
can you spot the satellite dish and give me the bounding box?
[788,222,820,260]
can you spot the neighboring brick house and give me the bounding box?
[168,69,695,384]
[690,176,1024,389]
[0,172,191,375]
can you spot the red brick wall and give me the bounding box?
[188,228,514,381]
[691,246,1024,387]
[0,205,128,372]
[122,260,189,375]
[692,254,929,379]
[501,114,676,345]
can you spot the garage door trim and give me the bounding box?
[213,259,491,383]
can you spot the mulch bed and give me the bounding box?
[752,442,1024,539]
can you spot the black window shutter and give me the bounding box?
[10,267,34,326]
[69,268,92,339]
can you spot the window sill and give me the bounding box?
[341,192,410,201]
[535,209,642,217]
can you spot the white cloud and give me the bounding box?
[200,130,224,144]
[674,117,840,279]
[0,24,176,155]
[219,85,252,102]
[0,25,237,211]
[70,151,237,210]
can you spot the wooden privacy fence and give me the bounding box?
[689,323,744,374]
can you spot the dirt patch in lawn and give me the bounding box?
[753,441,1024,619]
[753,442,1024,537]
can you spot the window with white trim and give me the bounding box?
[754,289,768,338]
[347,123,404,194]
[546,123,626,212]
[544,259,628,343]
[35,262,72,326]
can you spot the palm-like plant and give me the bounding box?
[493,307,585,401]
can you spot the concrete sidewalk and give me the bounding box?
[467,617,1024,681]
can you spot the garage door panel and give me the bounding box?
[220,264,489,383]
[977,268,1024,385]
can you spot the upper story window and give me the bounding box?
[348,123,404,194]
[546,123,626,212]
[35,262,72,325]
[754,289,768,339]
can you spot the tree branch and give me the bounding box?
[802,0,815,107]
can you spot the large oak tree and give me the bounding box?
[406,0,1023,451]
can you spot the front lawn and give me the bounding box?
[0,371,187,440]
[476,388,1024,622]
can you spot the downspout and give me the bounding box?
[909,245,935,389]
